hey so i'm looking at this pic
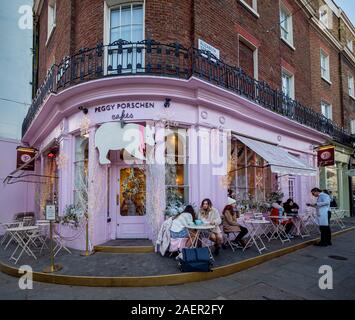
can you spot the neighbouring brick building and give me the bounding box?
[14,0,355,247]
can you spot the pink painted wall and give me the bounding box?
[0,138,35,234]
[21,75,330,247]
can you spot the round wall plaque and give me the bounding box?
[201,111,208,119]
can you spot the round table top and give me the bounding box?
[36,220,51,225]
[272,216,292,220]
[186,223,215,230]
[244,219,271,224]
[7,225,38,232]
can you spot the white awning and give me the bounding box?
[234,135,317,176]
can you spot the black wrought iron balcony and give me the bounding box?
[22,39,353,147]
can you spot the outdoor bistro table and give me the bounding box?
[242,219,271,254]
[186,223,215,260]
[285,215,310,238]
[6,225,39,264]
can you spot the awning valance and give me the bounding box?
[234,135,317,176]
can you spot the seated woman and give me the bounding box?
[170,205,196,248]
[222,205,248,248]
[283,198,299,216]
[197,199,223,255]
[270,201,294,237]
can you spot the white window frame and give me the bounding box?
[320,49,331,83]
[350,119,355,135]
[103,0,145,75]
[281,68,295,99]
[288,177,296,200]
[347,39,353,52]
[321,101,332,120]
[319,6,330,29]
[239,0,259,18]
[348,74,354,98]
[238,35,259,80]
[279,2,294,48]
[165,128,190,208]
[46,0,56,45]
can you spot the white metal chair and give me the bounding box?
[331,209,346,229]
[35,220,50,253]
[269,217,291,244]
[9,228,38,264]
[290,214,310,238]
[301,208,320,235]
[53,234,72,257]
[3,221,24,249]
[223,231,243,251]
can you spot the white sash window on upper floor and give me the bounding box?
[110,3,144,43]
[349,74,354,98]
[46,0,56,44]
[320,49,330,83]
[321,101,332,120]
[104,1,144,74]
[281,69,294,99]
[280,3,293,48]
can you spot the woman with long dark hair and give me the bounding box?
[170,205,196,247]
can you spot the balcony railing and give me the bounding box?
[23,39,353,147]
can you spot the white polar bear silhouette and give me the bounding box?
[95,122,155,164]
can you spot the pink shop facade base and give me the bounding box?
[21,76,328,250]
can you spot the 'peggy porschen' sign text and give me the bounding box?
[94,102,155,121]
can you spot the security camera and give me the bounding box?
[164,98,171,108]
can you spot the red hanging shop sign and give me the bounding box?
[317,146,335,167]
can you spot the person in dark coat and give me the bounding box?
[283,198,299,216]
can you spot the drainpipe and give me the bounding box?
[191,0,195,48]
[31,14,39,99]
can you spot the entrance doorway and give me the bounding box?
[116,166,148,238]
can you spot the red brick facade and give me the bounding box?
[34,0,355,133]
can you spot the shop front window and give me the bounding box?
[228,138,272,208]
[73,136,88,214]
[165,129,189,214]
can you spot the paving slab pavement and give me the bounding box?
[0,229,354,300]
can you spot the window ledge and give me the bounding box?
[321,76,332,85]
[239,0,260,18]
[350,94,355,101]
[45,24,56,47]
[281,37,295,51]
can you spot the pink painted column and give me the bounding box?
[57,131,73,218]
[87,125,109,247]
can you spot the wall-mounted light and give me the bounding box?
[78,106,88,114]
[164,98,171,108]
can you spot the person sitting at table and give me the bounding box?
[197,199,223,255]
[270,201,294,237]
[283,198,299,216]
[170,205,196,248]
[222,204,248,248]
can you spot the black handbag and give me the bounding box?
[178,247,213,272]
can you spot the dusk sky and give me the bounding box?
[335,0,355,25]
